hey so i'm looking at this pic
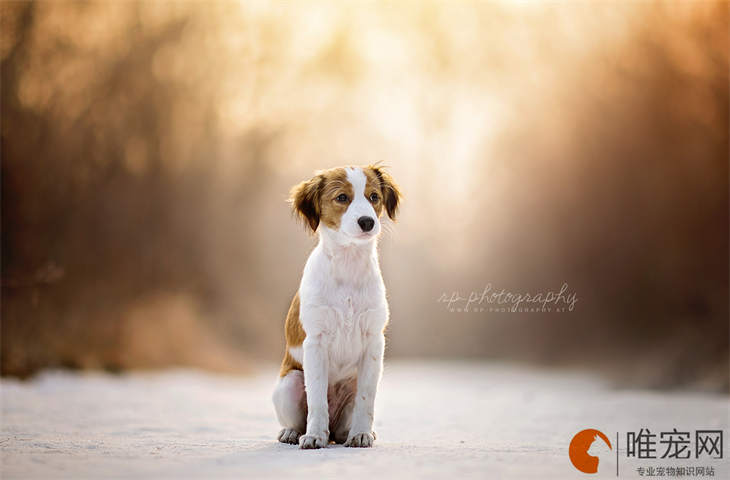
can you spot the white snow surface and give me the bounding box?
[1,361,728,479]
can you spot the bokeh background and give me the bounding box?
[2,0,727,391]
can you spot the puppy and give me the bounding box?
[272,165,401,449]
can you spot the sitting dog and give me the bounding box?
[272,165,401,449]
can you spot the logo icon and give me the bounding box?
[569,429,613,474]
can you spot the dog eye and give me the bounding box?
[369,192,379,202]
[336,193,349,203]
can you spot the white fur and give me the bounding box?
[275,167,389,449]
[288,346,303,364]
[272,370,305,434]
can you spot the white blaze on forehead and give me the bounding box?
[345,167,367,199]
[336,166,380,239]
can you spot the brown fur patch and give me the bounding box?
[289,176,323,231]
[318,168,352,230]
[362,168,385,217]
[290,167,355,232]
[279,292,306,377]
[365,165,401,220]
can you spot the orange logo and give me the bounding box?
[569,429,613,474]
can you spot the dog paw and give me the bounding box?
[278,428,301,445]
[299,432,328,449]
[344,432,375,448]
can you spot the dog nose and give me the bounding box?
[357,216,375,232]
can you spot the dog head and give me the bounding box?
[290,165,401,244]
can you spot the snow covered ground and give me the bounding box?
[1,361,728,479]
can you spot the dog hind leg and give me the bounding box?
[272,370,307,444]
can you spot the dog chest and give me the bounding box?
[323,296,370,382]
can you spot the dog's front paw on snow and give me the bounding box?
[344,432,375,448]
[299,433,328,449]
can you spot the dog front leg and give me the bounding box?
[299,334,329,449]
[345,332,384,448]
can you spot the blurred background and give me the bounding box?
[2,0,727,391]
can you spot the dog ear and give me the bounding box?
[289,174,323,232]
[371,166,401,220]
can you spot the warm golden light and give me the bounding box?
[1,0,727,390]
